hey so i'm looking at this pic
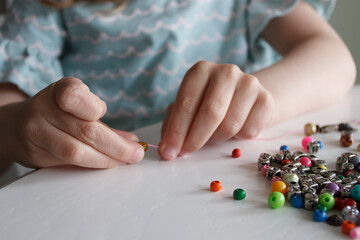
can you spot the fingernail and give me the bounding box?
[161,146,178,160]
[130,146,144,163]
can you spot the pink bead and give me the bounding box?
[271,176,282,183]
[299,157,312,167]
[350,227,360,239]
[301,136,314,150]
[261,165,270,176]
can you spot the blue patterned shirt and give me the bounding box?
[0,0,335,130]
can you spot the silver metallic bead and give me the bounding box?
[307,154,319,161]
[282,164,298,173]
[336,156,349,172]
[280,149,291,156]
[307,141,320,154]
[341,206,360,223]
[308,173,323,180]
[287,186,302,201]
[297,165,311,173]
[342,178,358,186]
[342,152,357,160]
[315,178,331,189]
[258,159,270,171]
[331,177,342,184]
[342,163,355,175]
[321,171,337,179]
[319,188,335,196]
[311,167,326,174]
[304,193,319,211]
[288,181,300,189]
[314,160,327,167]
[341,185,352,198]
[273,153,285,164]
[302,186,317,196]
[266,167,281,181]
[347,171,360,180]
[319,124,339,133]
[302,181,319,192]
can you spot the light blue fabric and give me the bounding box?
[0,0,336,131]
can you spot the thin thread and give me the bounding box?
[148,144,159,149]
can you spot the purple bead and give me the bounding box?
[324,183,341,197]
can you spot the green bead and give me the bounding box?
[268,192,285,209]
[319,193,335,210]
[315,203,328,212]
[233,188,246,200]
[338,175,345,180]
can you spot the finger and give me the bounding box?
[47,111,144,164]
[54,77,107,121]
[37,120,123,168]
[159,61,212,160]
[179,65,238,154]
[236,90,274,139]
[161,103,174,138]
[210,74,259,141]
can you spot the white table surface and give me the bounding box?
[1,86,360,240]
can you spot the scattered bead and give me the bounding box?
[326,215,344,226]
[313,209,327,222]
[271,181,287,196]
[319,193,335,210]
[342,221,356,235]
[304,123,317,136]
[351,185,360,202]
[350,227,360,239]
[299,157,312,167]
[302,136,314,150]
[307,141,320,154]
[290,195,304,208]
[138,141,148,151]
[268,192,285,209]
[233,188,246,200]
[340,131,353,147]
[210,180,222,192]
[280,145,290,151]
[232,148,241,158]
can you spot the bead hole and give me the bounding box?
[272,197,277,201]
[215,181,219,183]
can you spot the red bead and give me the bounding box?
[210,180,222,192]
[346,171,354,177]
[342,198,358,210]
[281,159,291,166]
[232,148,241,158]
[334,197,344,210]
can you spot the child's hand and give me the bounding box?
[1,77,144,168]
[159,61,274,160]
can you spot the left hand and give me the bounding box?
[159,61,275,160]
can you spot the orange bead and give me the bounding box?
[138,141,148,151]
[342,220,356,235]
[210,180,222,192]
[271,181,287,196]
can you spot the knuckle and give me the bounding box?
[55,78,85,111]
[224,121,241,137]
[222,64,241,80]
[80,122,100,145]
[178,97,196,115]
[203,102,224,122]
[117,145,134,161]
[188,60,212,76]
[240,128,259,139]
[241,74,259,89]
[60,143,84,163]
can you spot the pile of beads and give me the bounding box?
[258,145,360,237]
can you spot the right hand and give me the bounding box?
[0,77,144,169]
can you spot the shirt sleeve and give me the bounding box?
[0,0,65,96]
[246,0,336,72]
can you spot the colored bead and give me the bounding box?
[261,165,270,176]
[317,140,323,150]
[349,156,360,169]
[268,192,285,209]
[281,159,291,166]
[339,175,345,180]
[210,180,222,192]
[342,198,358,211]
[319,193,335,210]
[358,144,360,152]
[271,176,282,183]
[282,173,299,185]
[351,185,360,202]
[326,215,344,226]
[316,203,328,212]
[342,221,356,235]
[324,183,341,197]
[138,141,148,151]
[299,157,312,167]
[350,227,360,239]
[340,131,353,147]
[233,188,246,200]
[317,165,327,171]
[304,123,317,136]
[302,136,314,150]
[313,209,327,222]
[280,145,289,151]
[307,141,320,154]
[290,195,304,208]
[232,148,241,158]
[335,197,344,210]
[342,206,360,223]
[271,181,287,196]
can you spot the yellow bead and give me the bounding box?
[357,144,360,152]
[138,141,148,151]
[318,165,328,171]
[304,123,317,136]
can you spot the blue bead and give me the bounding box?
[290,195,304,208]
[313,209,327,222]
[351,185,360,202]
[280,145,289,151]
[317,141,323,150]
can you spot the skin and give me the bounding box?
[0,1,356,171]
